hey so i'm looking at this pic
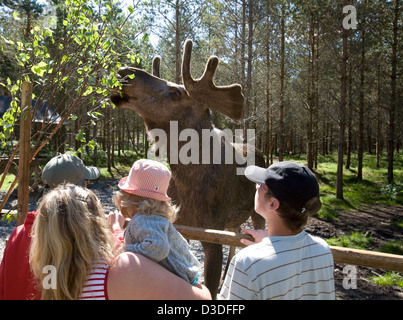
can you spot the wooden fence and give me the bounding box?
[174,224,403,273]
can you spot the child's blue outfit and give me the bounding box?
[124,213,200,284]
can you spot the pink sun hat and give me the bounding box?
[118,159,171,202]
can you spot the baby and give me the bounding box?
[114,159,199,284]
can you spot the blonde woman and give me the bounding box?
[114,159,200,285]
[0,154,100,300]
[29,184,115,300]
[29,183,211,300]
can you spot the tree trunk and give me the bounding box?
[388,0,399,184]
[93,122,98,167]
[278,5,285,162]
[174,0,182,84]
[376,59,381,168]
[243,0,253,143]
[265,17,272,165]
[105,108,112,172]
[345,51,352,170]
[337,2,348,200]
[306,17,315,170]
[357,26,366,180]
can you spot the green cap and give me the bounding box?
[42,154,100,188]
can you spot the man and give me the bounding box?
[0,154,101,300]
[219,161,335,300]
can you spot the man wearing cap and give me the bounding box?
[0,154,101,300]
[219,161,335,300]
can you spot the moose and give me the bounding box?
[111,39,265,297]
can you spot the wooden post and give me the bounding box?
[17,82,32,226]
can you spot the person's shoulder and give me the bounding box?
[231,239,274,271]
[111,251,142,268]
[305,231,332,251]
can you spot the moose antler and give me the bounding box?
[152,56,161,78]
[181,39,244,120]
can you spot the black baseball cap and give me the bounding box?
[245,161,319,213]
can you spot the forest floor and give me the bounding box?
[305,204,403,300]
[1,177,403,300]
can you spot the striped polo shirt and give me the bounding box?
[219,230,335,300]
[80,258,109,300]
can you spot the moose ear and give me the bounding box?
[193,82,245,121]
[182,39,245,121]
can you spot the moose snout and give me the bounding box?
[118,68,169,95]
[117,67,137,82]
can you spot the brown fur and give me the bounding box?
[111,39,265,297]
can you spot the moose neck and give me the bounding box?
[143,108,217,180]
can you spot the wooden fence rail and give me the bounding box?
[174,224,403,273]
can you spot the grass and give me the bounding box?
[326,233,403,288]
[370,272,403,287]
[392,218,403,230]
[377,240,403,256]
[326,232,375,250]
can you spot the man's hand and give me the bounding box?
[240,229,268,246]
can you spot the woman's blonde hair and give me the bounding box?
[113,190,178,222]
[29,183,115,300]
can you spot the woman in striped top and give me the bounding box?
[219,162,335,300]
[80,258,110,300]
[29,184,211,300]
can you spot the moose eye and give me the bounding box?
[166,87,181,98]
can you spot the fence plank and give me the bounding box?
[17,82,33,226]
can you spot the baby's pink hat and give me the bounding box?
[118,159,171,202]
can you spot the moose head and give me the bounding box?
[111,39,265,298]
[111,40,244,130]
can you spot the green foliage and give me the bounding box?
[0,172,16,191]
[370,272,403,288]
[380,184,403,199]
[392,218,403,230]
[0,0,146,154]
[0,0,149,204]
[0,210,17,223]
[326,232,375,250]
[377,240,403,256]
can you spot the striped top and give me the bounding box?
[219,230,335,300]
[80,258,109,300]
